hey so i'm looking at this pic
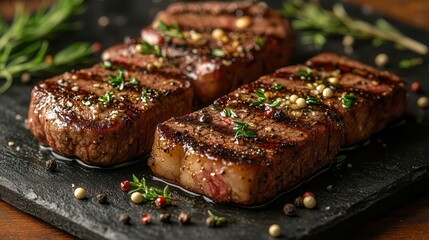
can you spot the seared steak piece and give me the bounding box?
[103,1,295,105]
[28,63,192,166]
[149,53,407,205]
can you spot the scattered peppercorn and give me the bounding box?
[375,53,389,67]
[159,212,172,223]
[303,192,315,198]
[294,196,304,208]
[411,81,422,93]
[96,193,107,204]
[205,216,216,227]
[417,96,429,109]
[155,196,167,208]
[45,159,57,172]
[283,203,296,216]
[120,180,131,192]
[303,195,317,209]
[268,224,282,238]
[141,214,151,225]
[131,192,144,204]
[74,187,87,200]
[119,214,130,225]
[178,212,191,224]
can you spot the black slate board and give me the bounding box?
[1,1,429,239]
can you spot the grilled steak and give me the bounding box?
[28,63,192,166]
[149,53,407,205]
[103,1,295,105]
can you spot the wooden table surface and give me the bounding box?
[1,0,429,239]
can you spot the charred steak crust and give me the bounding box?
[103,1,295,105]
[28,63,193,166]
[149,53,407,205]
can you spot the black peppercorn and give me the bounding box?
[199,113,212,123]
[96,193,107,204]
[206,216,216,227]
[159,212,171,223]
[273,110,286,121]
[45,159,57,172]
[294,196,304,208]
[119,214,130,224]
[283,203,296,216]
[178,212,191,224]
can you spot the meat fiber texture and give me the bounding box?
[103,1,295,106]
[149,53,407,205]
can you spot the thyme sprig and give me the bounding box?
[129,175,172,204]
[250,88,267,106]
[282,0,427,55]
[0,0,94,94]
[207,210,227,227]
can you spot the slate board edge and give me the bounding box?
[1,166,429,240]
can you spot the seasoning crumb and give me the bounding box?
[7,141,15,147]
[205,217,216,227]
[45,159,57,172]
[119,214,130,224]
[347,163,353,168]
[178,212,191,224]
[159,212,171,223]
[326,185,333,191]
[325,206,331,210]
[96,193,107,204]
[20,73,31,83]
[15,114,23,120]
[283,203,296,216]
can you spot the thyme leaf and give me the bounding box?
[98,92,115,105]
[272,83,284,90]
[399,58,423,68]
[207,210,227,227]
[306,96,322,105]
[221,109,238,118]
[342,92,357,109]
[233,120,256,138]
[250,88,267,106]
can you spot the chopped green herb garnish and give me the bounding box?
[139,41,161,56]
[221,109,238,118]
[207,210,227,227]
[101,61,113,69]
[250,88,267,106]
[212,49,225,57]
[98,92,114,105]
[82,100,93,106]
[306,96,322,105]
[297,67,313,78]
[268,98,282,108]
[109,70,139,90]
[342,93,357,109]
[255,37,266,47]
[141,87,149,103]
[126,77,139,87]
[233,120,256,138]
[272,83,284,90]
[399,58,423,68]
[129,174,172,204]
[109,70,126,89]
[211,106,223,111]
[157,21,184,39]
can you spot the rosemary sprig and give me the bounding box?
[157,21,184,39]
[0,0,94,94]
[282,0,428,55]
[399,58,423,68]
[129,175,172,204]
